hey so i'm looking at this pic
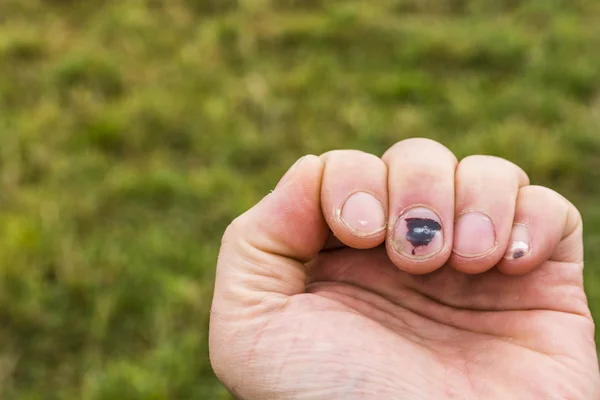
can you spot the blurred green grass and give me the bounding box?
[1,0,600,398]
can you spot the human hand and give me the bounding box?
[210,139,600,399]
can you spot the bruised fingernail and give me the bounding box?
[504,224,531,260]
[453,211,496,258]
[340,192,386,237]
[393,207,443,258]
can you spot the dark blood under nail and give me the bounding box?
[513,249,526,259]
[405,218,442,255]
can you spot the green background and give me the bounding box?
[1,0,599,398]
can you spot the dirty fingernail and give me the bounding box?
[393,207,443,258]
[504,224,531,260]
[453,211,496,257]
[340,192,386,236]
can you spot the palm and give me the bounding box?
[255,247,598,399]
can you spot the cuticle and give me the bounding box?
[455,208,493,221]
[341,190,386,213]
[452,241,499,260]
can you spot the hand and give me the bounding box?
[209,139,600,399]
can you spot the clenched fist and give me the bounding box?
[210,139,600,399]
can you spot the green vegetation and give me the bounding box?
[1,0,600,398]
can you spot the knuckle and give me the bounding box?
[322,149,379,164]
[221,213,249,247]
[383,137,457,164]
[522,184,562,201]
[459,155,512,169]
[395,137,445,149]
[520,185,575,216]
[403,167,451,188]
[459,155,529,184]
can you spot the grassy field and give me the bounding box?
[1,0,600,398]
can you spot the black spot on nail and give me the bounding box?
[405,218,441,255]
[513,250,526,259]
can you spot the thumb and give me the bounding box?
[211,155,328,317]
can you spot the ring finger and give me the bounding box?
[450,155,530,273]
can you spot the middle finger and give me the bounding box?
[382,138,458,274]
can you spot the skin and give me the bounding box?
[209,139,600,399]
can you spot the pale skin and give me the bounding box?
[209,138,600,399]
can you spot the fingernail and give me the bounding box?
[504,224,531,260]
[275,156,306,190]
[340,192,386,237]
[453,211,496,257]
[393,207,443,258]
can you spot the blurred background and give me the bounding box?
[0,0,599,398]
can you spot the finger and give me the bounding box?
[450,155,530,273]
[212,155,327,315]
[320,150,388,249]
[497,185,583,275]
[382,138,458,274]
